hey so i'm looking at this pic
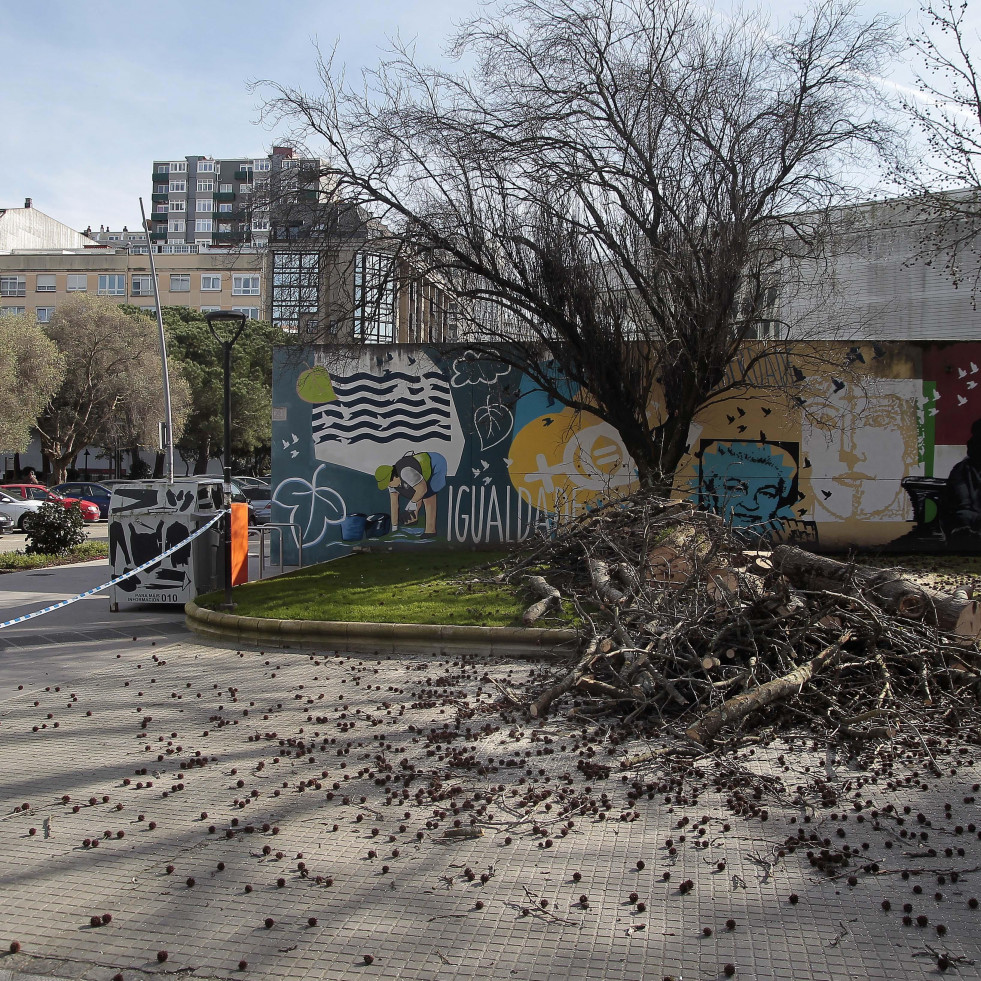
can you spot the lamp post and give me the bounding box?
[83,449,90,481]
[204,310,247,610]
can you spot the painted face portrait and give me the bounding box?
[695,440,799,537]
[802,377,921,521]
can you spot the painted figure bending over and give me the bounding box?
[375,452,447,539]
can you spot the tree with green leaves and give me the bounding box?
[0,313,64,454]
[162,307,280,475]
[36,294,190,484]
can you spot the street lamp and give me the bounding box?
[204,310,247,610]
[83,448,90,481]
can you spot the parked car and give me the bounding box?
[0,484,101,522]
[0,510,14,534]
[242,485,272,525]
[0,490,45,530]
[233,476,270,489]
[51,481,112,519]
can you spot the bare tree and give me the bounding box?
[261,0,895,492]
[893,0,981,296]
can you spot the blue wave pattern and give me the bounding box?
[312,368,455,446]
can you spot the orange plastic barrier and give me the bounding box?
[231,502,249,586]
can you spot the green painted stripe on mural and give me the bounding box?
[922,379,936,478]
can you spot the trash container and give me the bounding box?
[108,478,224,608]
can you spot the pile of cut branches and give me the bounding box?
[495,492,981,746]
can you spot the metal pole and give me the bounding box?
[222,339,233,608]
[138,197,174,483]
[205,310,246,611]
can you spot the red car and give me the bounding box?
[0,484,101,522]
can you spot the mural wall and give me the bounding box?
[271,342,981,562]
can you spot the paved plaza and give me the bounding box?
[1,560,980,981]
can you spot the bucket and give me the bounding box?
[365,513,391,538]
[340,513,368,541]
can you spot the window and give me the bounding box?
[98,274,126,296]
[254,159,271,171]
[197,180,214,193]
[197,160,214,172]
[0,306,26,317]
[170,274,190,292]
[170,160,187,172]
[168,199,186,212]
[232,307,260,320]
[131,275,155,296]
[200,305,221,314]
[169,180,186,193]
[36,274,56,292]
[195,199,213,212]
[218,203,233,213]
[195,219,213,233]
[219,183,233,193]
[271,251,318,328]
[201,274,221,291]
[0,276,26,297]
[239,183,252,194]
[67,274,87,292]
[353,251,397,343]
[281,158,298,169]
[233,274,260,295]
[36,307,55,323]
[155,164,169,175]
[252,218,269,231]
[169,219,185,233]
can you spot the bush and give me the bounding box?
[128,459,152,479]
[24,502,86,555]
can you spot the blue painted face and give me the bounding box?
[697,441,797,532]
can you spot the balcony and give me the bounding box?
[234,170,252,181]
[151,192,168,203]
[150,230,167,240]
[152,170,170,180]
[214,191,236,203]
[213,231,246,243]
[151,211,168,222]
[300,189,320,202]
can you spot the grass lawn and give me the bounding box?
[0,540,109,573]
[197,549,532,627]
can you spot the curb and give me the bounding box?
[185,600,578,657]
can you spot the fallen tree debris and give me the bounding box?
[496,491,981,745]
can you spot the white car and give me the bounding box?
[0,490,45,530]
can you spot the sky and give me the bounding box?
[0,0,968,232]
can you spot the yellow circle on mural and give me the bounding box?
[507,407,636,515]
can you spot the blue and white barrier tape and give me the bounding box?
[0,510,226,630]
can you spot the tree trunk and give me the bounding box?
[193,439,211,475]
[771,546,981,640]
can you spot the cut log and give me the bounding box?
[685,633,853,746]
[771,545,981,640]
[522,575,562,626]
[588,558,627,605]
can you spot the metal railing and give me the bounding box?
[251,522,303,579]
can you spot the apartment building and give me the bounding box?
[149,146,325,251]
[0,249,263,322]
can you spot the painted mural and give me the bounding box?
[271,342,981,562]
